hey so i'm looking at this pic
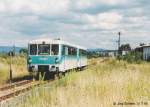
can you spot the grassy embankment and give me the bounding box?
[0,55,29,85]
[19,58,150,107]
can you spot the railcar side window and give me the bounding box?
[51,44,59,55]
[30,44,37,55]
[62,46,77,55]
[79,49,87,56]
[68,47,72,55]
[83,50,87,55]
[38,44,50,55]
[68,47,77,55]
[79,49,82,56]
[71,47,77,55]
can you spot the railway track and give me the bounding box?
[0,80,32,91]
[0,65,87,103]
[0,80,49,102]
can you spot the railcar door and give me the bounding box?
[63,46,68,71]
[77,49,81,68]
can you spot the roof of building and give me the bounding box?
[136,44,150,49]
[29,38,87,50]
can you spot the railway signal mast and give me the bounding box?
[8,45,15,83]
[118,32,121,55]
[9,51,13,83]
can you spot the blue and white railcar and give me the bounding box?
[27,39,87,73]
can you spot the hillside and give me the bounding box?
[18,58,150,107]
[0,46,24,53]
[87,48,106,52]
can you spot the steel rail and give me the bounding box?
[0,80,32,91]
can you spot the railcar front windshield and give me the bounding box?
[29,44,59,55]
[51,44,59,55]
[38,44,50,55]
[30,44,37,55]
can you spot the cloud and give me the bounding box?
[74,0,128,9]
[0,0,70,16]
[81,12,122,30]
[0,0,149,49]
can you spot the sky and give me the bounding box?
[0,0,149,49]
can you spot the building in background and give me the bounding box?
[135,45,150,61]
[107,50,118,57]
[119,44,131,56]
[87,49,118,58]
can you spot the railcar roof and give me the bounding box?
[29,38,87,50]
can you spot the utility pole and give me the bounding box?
[13,44,16,56]
[118,32,121,55]
[9,51,13,83]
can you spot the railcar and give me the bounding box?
[27,39,87,74]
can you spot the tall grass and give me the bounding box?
[0,63,9,84]
[18,58,150,107]
[0,55,29,85]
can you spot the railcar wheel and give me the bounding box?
[31,71,38,81]
[58,72,65,78]
[62,72,65,76]
[54,68,59,79]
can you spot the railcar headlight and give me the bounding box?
[55,57,59,63]
[28,57,32,64]
[29,59,32,63]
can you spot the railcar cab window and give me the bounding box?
[38,44,50,55]
[51,44,59,55]
[30,44,37,55]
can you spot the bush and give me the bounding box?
[19,48,28,56]
[118,52,142,64]
[0,53,9,59]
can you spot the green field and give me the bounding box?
[15,58,150,107]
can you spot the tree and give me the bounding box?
[140,43,145,46]
[19,48,28,55]
[119,44,131,51]
[121,51,142,64]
